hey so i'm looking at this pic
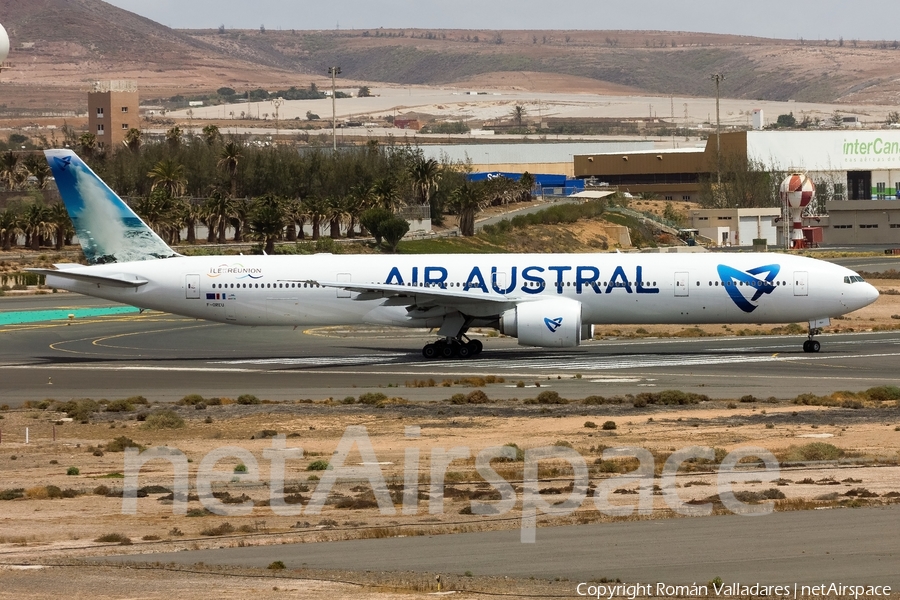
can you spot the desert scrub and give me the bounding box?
[142,409,185,429]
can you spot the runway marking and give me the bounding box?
[49,323,217,355]
[211,354,409,367]
[0,306,139,325]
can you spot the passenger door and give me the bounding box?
[674,272,689,297]
[185,274,200,299]
[793,271,808,296]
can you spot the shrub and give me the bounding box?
[786,442,845,461]
[525,390,568,405]
[584,421,598,429]
[236,394,260,405]
[94,533,130,543]
[59,398,100,422]
[268,560,286,570]
[500,443,525,461]
[602,421,617,431]
[93,485,110,496]
[234,463,248,474]
[177,394,205,406]
[200,522,235,536]
[307,460,329,471]
[0,488,24,501]
[66,466,80,476]
[105,399,136,412]
[739,394,758,403]
[865,386,900,402]
[449,390,491,404]
[142,409,185,429]
[106,436,142,452]
[357,392,387,405]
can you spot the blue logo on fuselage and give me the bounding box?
[544,317,563,332]
[717,264,780,313]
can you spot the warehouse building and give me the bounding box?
[574,130,900,245]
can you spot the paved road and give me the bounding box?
[2,294,900,405]
[107,505,900,586]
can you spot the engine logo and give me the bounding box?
[544,317,563,332]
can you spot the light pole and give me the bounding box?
[710,73,725,186]
[328,66,341,150]
[270,96,283,138]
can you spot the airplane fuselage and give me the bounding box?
[45,252,877,330]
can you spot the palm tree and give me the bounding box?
[78,132,97,158]
[0,150,22,191]
[47,202,73,251]
[147,158,187,198]
[134,190,180,244]
[22,202,53,250]
[22,155,52,190]
[324,197,349,239]
[518,171,536,202]
[303,195,328,240]
[203,192,235,244]
[409,157,440,206]
[179,198,201,244]
[347,182,376,237]
[218,140,243,200]
[511,104,526,127]
[0,206,23,251]
[248,195,285,254]
[165,126,183,150]
[373,177,402,212]
[231,198,250,242]
[282,198,303,241]
[202,124,221,147]
[450,180,488,236]
[123,128,143,153]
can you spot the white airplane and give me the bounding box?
[31,149,878,358]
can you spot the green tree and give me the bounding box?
[218,140,243,200]
[409,157,440,206]
[202,124,221,146]
[78,132,97,158]
[511,104,527,127]
[148,158,187,198]
[22,202,53,250]
[0,206,22,251]
[123,128,143,153]
[165,126,183,150]
[48,202,73,251]
[0,150,22,190]
[359,207,393,246]
[449,180,488,236]
[357,86,372,97]
[775,113,797,128]
[248,195,285,254]
[203,192,235,244]
[379,216,410,253]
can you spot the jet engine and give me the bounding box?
[499,299,589,348]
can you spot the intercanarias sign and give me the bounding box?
[843,137,900,156]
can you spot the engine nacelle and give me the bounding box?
[499,299,587,348]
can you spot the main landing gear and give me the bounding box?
[802,326,821,353]
[422,337,483,359]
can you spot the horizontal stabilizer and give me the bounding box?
[26,268,149,288]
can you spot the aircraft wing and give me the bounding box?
[27,267,149,288]
[313,279,517,312]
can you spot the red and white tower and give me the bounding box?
[780,173,815,250]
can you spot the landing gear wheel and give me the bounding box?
[802,340,810,352]
[809,340,820,353]
[441,343,457,359]
[467,339,483,355]
[422,343,438,359]
[457,344,472,359]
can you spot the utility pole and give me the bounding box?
[711,73,725,185]
[270,97,283,138]
[328,66,341,150]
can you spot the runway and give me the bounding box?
[107,505,900,586]
[2,294,900,405]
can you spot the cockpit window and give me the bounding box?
[844,275,866,284]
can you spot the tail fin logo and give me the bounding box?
[544,317,563,332]
[53,156,72,171]
[717,264,780,313]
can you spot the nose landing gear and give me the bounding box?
[803,325,822,353]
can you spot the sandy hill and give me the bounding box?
[1,1,899,109]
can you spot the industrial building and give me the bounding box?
[574,130,900,246]
[87,80,139,150]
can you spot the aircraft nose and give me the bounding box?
[863,282,880,305]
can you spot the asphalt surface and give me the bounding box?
[2,292,900,405]
[107,505,900,586]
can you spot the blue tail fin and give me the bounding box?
[45,149,177,264]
